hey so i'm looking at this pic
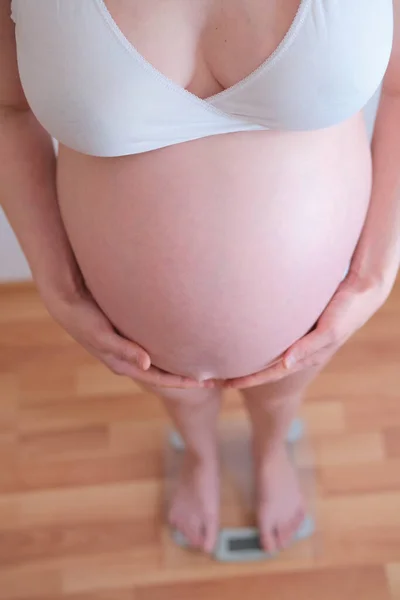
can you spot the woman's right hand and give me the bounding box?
[41,280,206,389]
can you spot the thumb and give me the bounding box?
[103,330,151,370]
[284,326,332,368]
[118,337,152,370]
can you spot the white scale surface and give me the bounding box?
[166,419,316,562]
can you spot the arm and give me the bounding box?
[351,2,400,290]
[0,3,201,388]
[0,2,81,300]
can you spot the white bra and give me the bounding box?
[12,0,393,156]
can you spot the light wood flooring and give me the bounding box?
[0,279,400,599]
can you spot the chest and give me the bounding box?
[12,0,393,156]
[103,0,302,97]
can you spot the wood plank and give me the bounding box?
[19,395,165,434]
[61,549,161,595]
[386,564,400,599]
[19,426,110,461]
[16,481,162,527]
[0,564,61,600]
[134,566,390,600]
[0,262,399,598]
[76,364,142,397]
[18,452,163,492]
[309,432,385,467]
[384,428,400,458]
[300,400,346,435]
[319,460,400,496]
[0,519,159,566]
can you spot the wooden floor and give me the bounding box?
[0,279,400,599]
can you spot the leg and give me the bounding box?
[242,366,322,554]
[149,385,222,553]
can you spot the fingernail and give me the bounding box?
[140,356,151,371]
[285,355,296,369]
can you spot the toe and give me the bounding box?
[203,513,219,554]
[258,502,278,555]
[261,529,277,555]
[186,515,203,549]
[259,522,277,553]
[173,515,188,540]
[168,509,179,530]
[276,524,291,551]
[172,511,197,549]
[291,508,306,535]
[273,507,307,551]
[280,508,305,546]
[279,520,297,549]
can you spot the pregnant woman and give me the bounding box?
[1,0,400,554]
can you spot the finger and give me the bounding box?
[224,329,338,389]
[283,327,336,369]
[140,366,205,388]
[76,301,152,370]
[227,346,337,387]
[102,331,151,370]
[223,351,289,389]
[107,358,206,389]
[224,360,290,389]
[288,347,336,371]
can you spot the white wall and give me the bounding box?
[0,90,382,283]
[0,207,31,281]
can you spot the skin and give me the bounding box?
[1,0,400,554]
[225,8,400,388]
[56,0,371,384]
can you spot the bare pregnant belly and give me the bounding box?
[57,114,372,380]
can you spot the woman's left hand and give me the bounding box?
[224,268,395,389]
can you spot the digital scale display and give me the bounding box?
[228,535,263,552]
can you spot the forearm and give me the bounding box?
[0,107,81,298]
[351,91,400,289]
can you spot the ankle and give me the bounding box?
[186,446,218,466]
[253,437,287,466]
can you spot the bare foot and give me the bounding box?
[255,445,305,554]
[169,452,220,554]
